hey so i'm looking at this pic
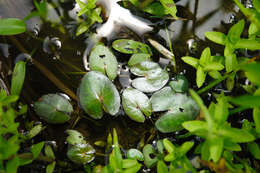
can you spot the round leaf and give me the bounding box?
[130,61,169,93]
[128,53,151,66]
[122,88,152,123]
[66,130,86,145]
[34,94,73,124]
[78,71,120,119]
[112,39,152,54]
[89,44,118,80]
[67,143,95,164]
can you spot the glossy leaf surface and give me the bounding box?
[34,94,73,124]
[112,39,152,54]
[89,44,118,80]
[79,71,120,119]
[122,88,152,123]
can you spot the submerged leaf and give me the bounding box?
[169,74,189,93]
[112,39,152,54]
[34,94,73,124]
[66,130,86,145]
[122,88,152,123]
[67,143,95,164]
[79,71,120,119]
[128,53,151,66]
[89,44,118,80]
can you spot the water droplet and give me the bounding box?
[43,37,62,54]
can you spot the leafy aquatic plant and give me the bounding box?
[0,18,26,35]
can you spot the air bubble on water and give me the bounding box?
[77,50,81,56]
[43,37,62,54]
[187,38,198,54]
[0,43,10,58]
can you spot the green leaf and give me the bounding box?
[45,145,55,159]
[143,144,158,168]
[196,66,206,88]
[127,149,144,161]
[209,137,223,162]
[76,22,91,36]
[123,163,142,173]
[242,63,260,86]
[179,141,194,156]
[235,39,260,50]
[151,87,175,111]
[79,71,120,119]
[201,139,210,161]
[204,62,224,71]
[143,2,168,16]
[253,107,260,134]
[34,94,72,124]
[46,161,56,173]
[163,138,176,154]
[223,140,241,151]
[182,120,208,133]
[6,156,19,173]
[67,143,95,164]
[112,39,152,54]
[181,56,199,68]
[128,53,151,66]
[205,31,226,45]
[157,160,168,173]
[131,61,169,92]
[218,125,255,143]
[230,95,260,107]
[159,0,178,19]
[122,159,139,169]
[0,18,26,35]
[214,97,229,124]
[26,124,45,139]
[31,141,44,159]
[169,74,189,93]
[253,0,260,13]
[225,53,237,73]
[122,88,152,123]
[11,61,26,96]
[199,47,211,65]
[89,43,118,80]
[227,19,245,44]
[248,142,260,159]
[66,130,86,145]
[208,71,222,79]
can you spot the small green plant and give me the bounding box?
[75,0,103,36]
[182,47,224,88]
[182,90,255,163]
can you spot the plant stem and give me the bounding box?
[197,72,235,94]
[9,36,78,101]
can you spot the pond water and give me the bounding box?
[0,0,248,172]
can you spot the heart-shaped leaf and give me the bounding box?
[78,71,120,119]
[151,87,200,133]
[112,39,152,54]
[169,74,188,93]
[122,88,152,123]
[34,94,73,124]
[89,43,118,80]
[130,61,169,92]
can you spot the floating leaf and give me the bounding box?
[130,61,169,92]
[143,144,158,168]
[128,53,151,66]
[112,39,152,54]
[66,130,86,145]
[89,44,118,80]
[34,94,73,124]
[169,74,189,93]
[67,143,95,164]
[151,87,200,133]
[122,88,152,123]
[78,71,120,119]
[0,18,26,35]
